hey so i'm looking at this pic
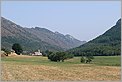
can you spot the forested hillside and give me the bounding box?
[68,19,121,56]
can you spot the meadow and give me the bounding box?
[1,55,121,81]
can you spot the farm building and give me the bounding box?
[32,50,42,56]
[1,51,7,57]
[9,49,18,56]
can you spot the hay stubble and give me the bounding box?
[1,56,120,81]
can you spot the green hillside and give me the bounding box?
[68,19,121,56]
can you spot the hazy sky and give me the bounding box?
[1,1,121,41]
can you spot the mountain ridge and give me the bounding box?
[67,18,121,56]
[1,17,86,52]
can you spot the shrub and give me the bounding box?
[80,57,85,63]
[47,52,74,62]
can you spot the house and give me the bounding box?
[8,49,18,56]
[32,50,42,56]
[1,51,7,57]
[11,49,15,54]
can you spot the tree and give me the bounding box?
[85,54,94,63]
[43,50,52,56]
[47,52,74,62]
[12,43,23,55]
[80,54,94,63]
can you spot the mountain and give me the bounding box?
[24,27,86,50]
[67,19,121,56]
[1,17,86,52]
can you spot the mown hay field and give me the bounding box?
[1,55,121,81]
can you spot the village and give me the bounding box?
[1,49,43,57]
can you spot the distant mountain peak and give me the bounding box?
[54,31,64,36]
[55,31,61,34]
[33,26,44,29]
[35,27,40,29]
[33,27,53,33]
[65,34,75,40]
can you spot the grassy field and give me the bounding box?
[1,55,121,81]
[92,56,121,66]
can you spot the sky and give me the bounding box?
[1,1,121,41]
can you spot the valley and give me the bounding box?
[1,16,121,81]
[1,1,121,81]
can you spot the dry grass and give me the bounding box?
[1,55,121,81]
